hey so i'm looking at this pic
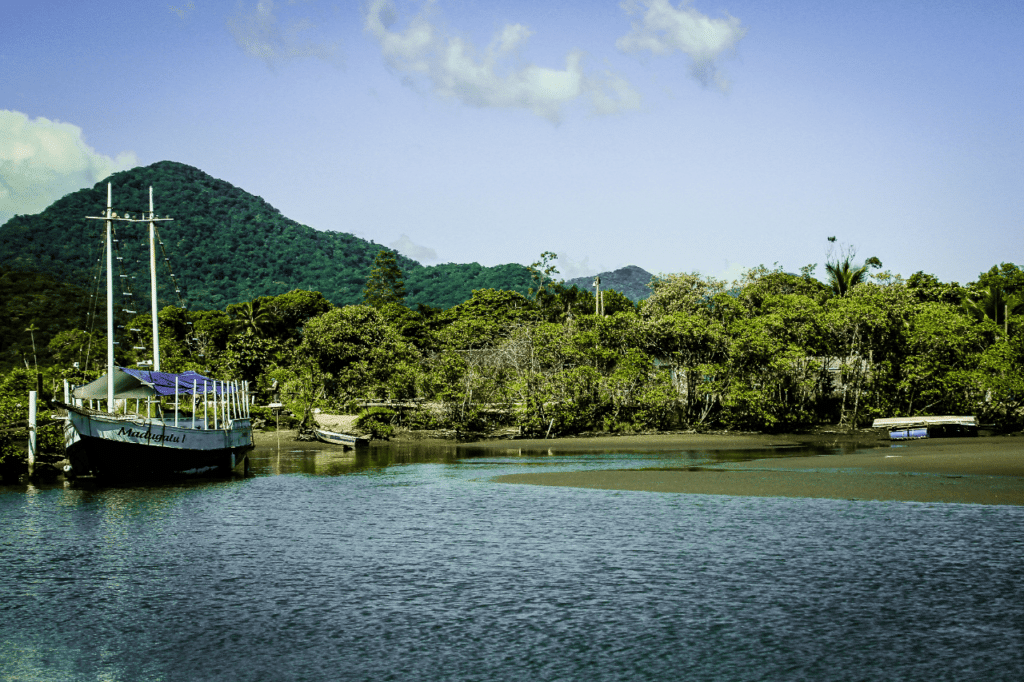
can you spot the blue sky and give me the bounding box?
[2,0,1021,285]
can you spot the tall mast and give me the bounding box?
[105,183,115,412]
[86,185,173,397]
[149,187,160,372]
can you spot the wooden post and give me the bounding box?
[28,390,37,479]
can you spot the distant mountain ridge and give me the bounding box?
[565,265,654,302]
[0,161,535,311]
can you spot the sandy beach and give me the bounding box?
[490,434,1024,505]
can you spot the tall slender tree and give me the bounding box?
[363,250,406,308]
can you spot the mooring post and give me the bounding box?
[28,390,37,479]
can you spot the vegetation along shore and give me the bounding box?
[1,163,1022,484]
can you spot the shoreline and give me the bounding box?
[490,434,1024,505]
[251,427,1023,504]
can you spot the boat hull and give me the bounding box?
[64,408,253,480]
[313,428,369,448]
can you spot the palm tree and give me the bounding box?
[824,240,881,297]
[25,323,39,372]
[962,284,1024,334]
[230,299,278,337]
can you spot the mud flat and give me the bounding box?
[492,435,1024,506]
[465,432,816,452]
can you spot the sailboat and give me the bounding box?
[59,184,254,480]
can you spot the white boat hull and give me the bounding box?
[64,407,253,480]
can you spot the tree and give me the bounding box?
[434,289,537,351]
[227,298,279,337]
[263,289,333,341]
[907,271,966,306]
[961,282,1024,335]
[24,323,39,371]
[898,303,984,416]
[601,289,636,316]
[527,251,559,300]
[301,305,419,402]
[641,272,726,319]
[363,250,406,308]
[824,240,881,297]
[974,263,1024,298]
[48,329,92,368]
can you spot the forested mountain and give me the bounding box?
[0,267,95,371]
[565,265,654,302]
[0,161,534,311]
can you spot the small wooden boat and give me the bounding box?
[872,416,978,440]
[313,428,369,448]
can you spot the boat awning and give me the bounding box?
[73,368,235,400]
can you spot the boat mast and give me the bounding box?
[106,183,115,412]
[149,187,160,372]
[86,185,173,407]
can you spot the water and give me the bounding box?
[2,442,1022,681]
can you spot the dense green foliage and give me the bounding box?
[0,161,537,313]
[2,163,1021,476]
[2,258,1022,481]
[0,266,98,371]
[363,250,407,307]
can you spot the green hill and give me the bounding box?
[565,265,654,302]
[0,161,533,312]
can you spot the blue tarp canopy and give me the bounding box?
[73,368,237,400]
[122,368,237,396]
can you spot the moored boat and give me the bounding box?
[313,427,369,448]
[871,416,978,440]
[58,184,254,480]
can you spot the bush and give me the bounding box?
[356,406,396,440]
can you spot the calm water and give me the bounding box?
[2,442,1022,681]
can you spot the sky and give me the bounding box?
[2,0,1021,285]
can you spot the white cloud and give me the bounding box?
[0,110,137,225]
[228,0,339,67]
[616,0,747,89]
[364,0,641,123]
[714,261,747,285]
[555,253,611,281]
[389,233,439,264]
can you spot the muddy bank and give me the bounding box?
[492,434,1024,505]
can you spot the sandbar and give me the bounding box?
[492,435,1024,506]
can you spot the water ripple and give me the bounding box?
[1,447,1022,681]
